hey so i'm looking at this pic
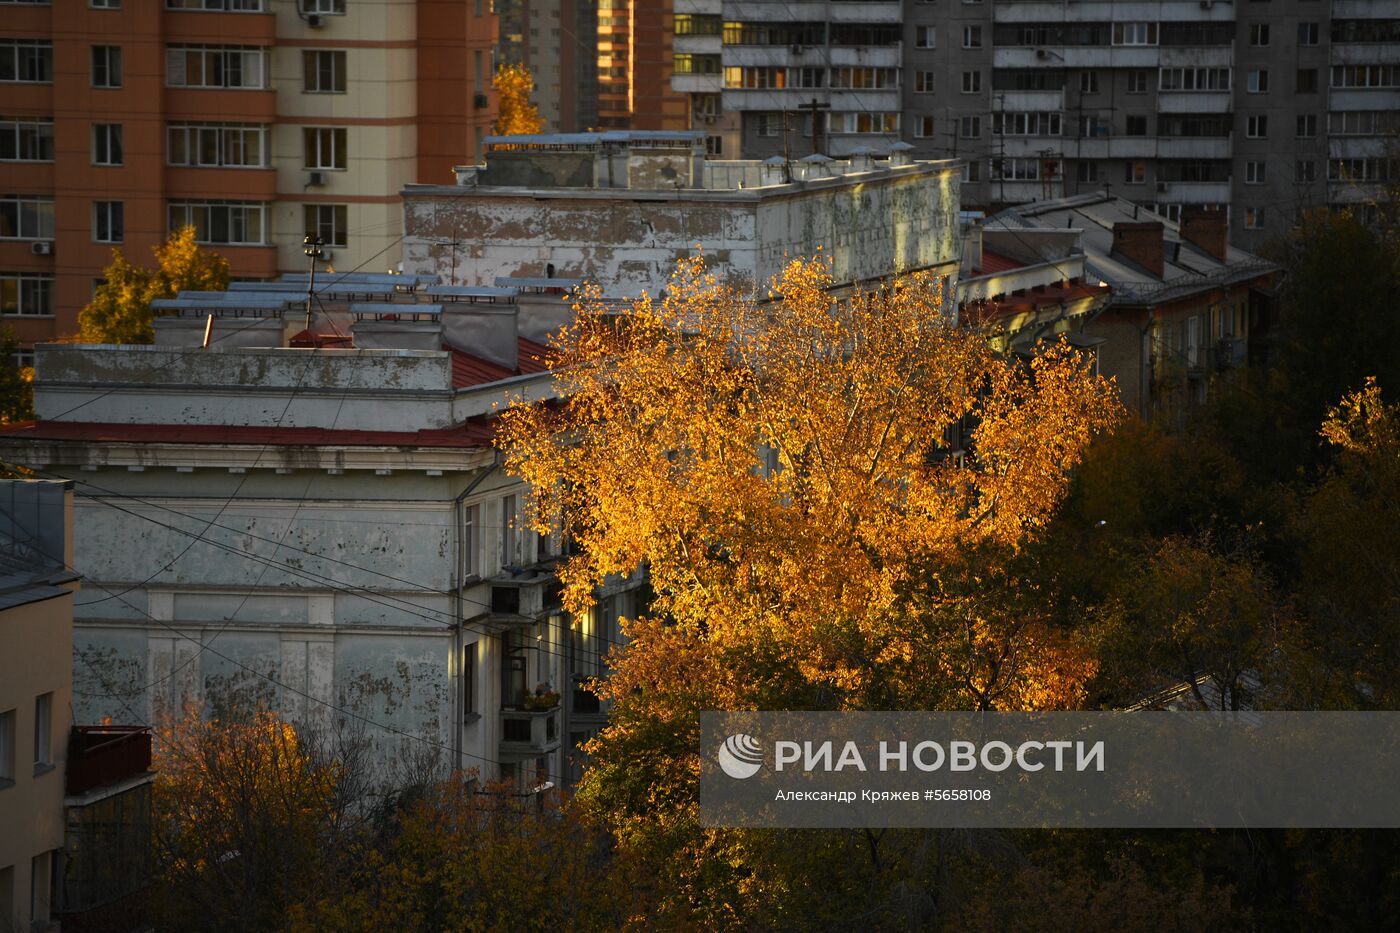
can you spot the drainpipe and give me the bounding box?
[452,453,501,777]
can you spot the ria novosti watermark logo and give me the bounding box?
[718,733,764,779]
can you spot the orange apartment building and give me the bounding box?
[0,0,497,348]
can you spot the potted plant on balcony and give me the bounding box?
[524,685,560,710]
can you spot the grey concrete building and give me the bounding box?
[670,0,1400,251]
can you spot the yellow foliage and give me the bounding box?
[492,63,545,136]
[78,226,230,344]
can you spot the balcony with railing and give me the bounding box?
[65,726,152,797]
[499,702,562,760]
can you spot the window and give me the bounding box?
[1296,114,1317,137]
[962,26,982,49]
[961,71,981,93]
[960,115,981,138]
[300,0,344,12]
[1077,161,1099,183]
[0,197,54,239]
[303,50,347,93]
[1246,161,1266,184]
[1331,65,1400,88]
[1328,110,1400,136]
[1079,115,1109,138]
[1298,22,1318,45]
[0,708,14,784]
[304,204,347,248]
[0,273,53,316]
[1297,69,1317,93]
[94,201,123,243]
[303,127,347,170]
[168,0,264,8]
[167,45,268,88]
[1247,70,1268,93]
[1296,160,1317,182]
[1159,67,1231,91]
[1080,71,1099,94]
[990,157,1056,181]
[33,693,51,768]
[829,112,899,134]
[705,135,722,156]
[1246,115,1268,138]
[1112,23,1158,46]
[1125,160,1146,184]
[92,0,121,6]
[168,123,268,167]
[1120,71,1147,94]
[829,68,897,89]
[0,118,53,162]
[0,40,53,83]
[914,115,935,138]
[916,26,936,49]
[915,71,934,93]
[91,45,122,87]
[1245,207,1265,229]
[500,494,518,568]
[462,503,479,578]
[92,124,123,165]
[964,159,980,182]
[1125,115,1148,136]
[1249,23,1270,45]
[168,200,267,245]
[673,53,721,75]
[462,642,476,719]
[674,14,721,36]
[992,112,1062,136]
[754,113,782,137]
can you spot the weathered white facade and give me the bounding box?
[0,331,631,790]
[402,132,963,299]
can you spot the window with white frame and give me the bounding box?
[916,26,936,48]
[93,201,123,243]
[303,127,346,170]
[301,0,345,12]
[964,160,981,181]
[91,45,122,87]
[1125,160,1146,184]
[1246,115,1268,138]
[1112,23,1157,46]
[829,67,897,89]
[1077,161,1099,183]
[1296,114,1317,137]
[0,118,53,161]
[304,204,347,248]
[92,123,123,165]
[462,503,480,579]
[960,115,981,138]
[991,111,1062,136]
[990,157,1051,181]
[167,0,264,8]
[1159,67,1230,91]
[168,123,269,167]
[915,71,934,93]
[1249,23,1270,46]
[963,26,982,48]
[0,40,53,83]
[1298,22,1318,46]
[500,493,518,569]
[961,70,981,93]
[303,50,347,93]
[755,113,782,137]
[1080,71,1099,94]
[1296,160,1317,182]
[168,200,267,244]
[166,45,268,88]
[1247,69,1269,93]
[0,196,54,239]
[0,273,53,316]
[91,0,121,7]
[1245,160,1266,184]
[913,115,935,138]
[1245,207,1265,229]
[829,112,899,134]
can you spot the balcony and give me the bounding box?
[474,569,563,628]
[65,726,152,796]
[499,705,562,759]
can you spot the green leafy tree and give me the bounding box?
[78,226,230,344]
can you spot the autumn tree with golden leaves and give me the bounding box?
[497,256,1121,921]
[79,226,230,345]
[492,63,545,136]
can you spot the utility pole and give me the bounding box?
[798,97,831,156]
[302,234,324,333]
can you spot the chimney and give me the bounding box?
[1178,207,1229,263]
[1111,221,1165,279]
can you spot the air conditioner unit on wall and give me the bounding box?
[307,13,323,27]
[307,170,326,187]
[31,241,53,255]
